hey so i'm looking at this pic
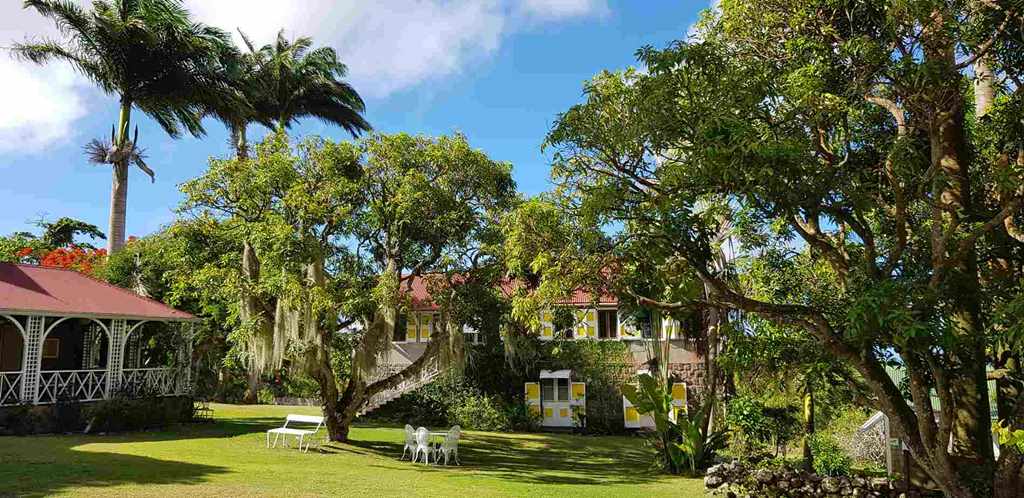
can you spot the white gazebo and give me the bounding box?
[0,263,197,406]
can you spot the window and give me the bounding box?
[598,309,618,339]
[42,338,60,359]
[463,325,481,344]
[638,310,654,339]
[540,378,570,402]
[541,378,555,401]
[556,378,569,401]
[393,314,408,342]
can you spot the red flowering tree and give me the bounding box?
[38,246,108,276]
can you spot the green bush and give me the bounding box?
[84,396,192,433]
[504,399,542,431]
[726,395,801,457]
[0,404,50,435]
[808,433,852,476]
[257,387,276,405]
[449,393,510,431]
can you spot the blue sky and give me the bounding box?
[0,0,711,242]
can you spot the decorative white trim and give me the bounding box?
[0,314,27,341]
[0,371,22,406]
[36,369,108,404]
[106,319,127,395]
[20,316,44,403]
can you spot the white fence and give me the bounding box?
[0,368,188,406]
[1,372,22,405]
[121,368,189,397]
[36,369,108,404]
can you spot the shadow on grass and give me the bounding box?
[335,430,663,487]
[0,433,230,497]
[0,414,286,497]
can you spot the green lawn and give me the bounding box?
[0,403,705,497]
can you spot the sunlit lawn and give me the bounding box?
[0,403,705,497]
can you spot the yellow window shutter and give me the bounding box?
[421,314,432,340]
[559,408,569,418]
[405,314,417,341]
[671,383,688,412]
[544,407,553,418]
[571,382,586,400]
[625,406,640,423]
[542,325,553,338]
[525,382,540,402]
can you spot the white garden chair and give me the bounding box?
[400,424,416,460]
[266,414,325,453]
[412,426,432,464]
[436,425,461,465]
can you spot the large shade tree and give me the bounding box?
[201,29,370,401]
[14,0,238,253]
[530,1,1024,495]
[182,132,515,440]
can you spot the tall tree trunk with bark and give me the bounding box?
[108,99,132,254]
[802,383,815,472]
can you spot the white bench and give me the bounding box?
[266,414,325,452]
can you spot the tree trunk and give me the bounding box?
[108,99,132,254]
[802,383,815,472]
[231,123,249,160]
[921,15,994,482]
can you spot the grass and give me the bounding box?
[0,403,705,497]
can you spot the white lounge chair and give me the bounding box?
[266,414,324,453]
[400,424,416,460]
[412,426,432,464]
[436,425,461,465]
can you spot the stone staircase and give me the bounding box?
[358,362,441,416]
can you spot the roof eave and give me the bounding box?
[0,308,201,323]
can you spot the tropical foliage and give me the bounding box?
[622,373,727,475]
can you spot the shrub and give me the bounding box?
[257,387,276,405]
[504,399,541,432]
[808,433,852,476]
[726,395,800,457]
[84,396,192,433]
[449,393,509,431]
[0,404,50,435]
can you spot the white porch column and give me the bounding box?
[20,315,44,403]
[106,319,127,396]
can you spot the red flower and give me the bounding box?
[15,247,33,258]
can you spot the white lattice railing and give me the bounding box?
[36,370,108,404]
[1,372,22,406]
[121,368,188,397]
[359,361,441,416]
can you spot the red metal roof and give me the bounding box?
[0,263,197,321]
[403,274,618,311]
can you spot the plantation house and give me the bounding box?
[0,263,196,407]
[375,275,699,429]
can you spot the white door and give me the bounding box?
[541,378,573,427]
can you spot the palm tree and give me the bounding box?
[14,0,237,253]
[210,30,370,160]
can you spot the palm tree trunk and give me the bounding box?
[108,99,132,253]
[231,122,249,160]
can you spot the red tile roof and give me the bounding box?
[0,263,197,321]
[403,274,618,311]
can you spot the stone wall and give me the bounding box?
[704,461,916,498]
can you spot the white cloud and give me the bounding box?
[0,59,90,153]
[0,1,93,154]
[0,0,608,153]
[517,0,609,20]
